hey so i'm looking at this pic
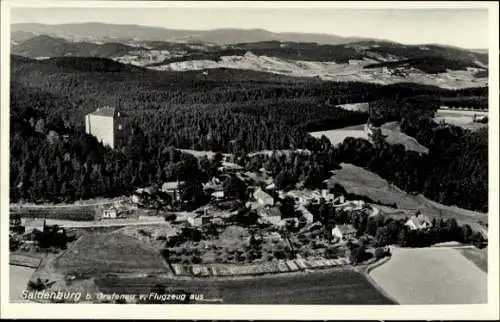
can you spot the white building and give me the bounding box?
[102,206,118,219]
[332,225,357,241]
[405,214,432,230]
[254,188,274,207]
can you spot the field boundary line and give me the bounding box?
[357,257,399,305]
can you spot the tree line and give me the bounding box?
[10,56,487,212]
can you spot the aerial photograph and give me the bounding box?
[6,3,491,306]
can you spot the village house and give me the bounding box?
[478,227,488,241]
[286,190,313,205]
[211,190,225,201]
[241,170,274,186]
[10,214,25,234]
[162,181,182,200]
[286,189,331,205]
[405,213,433,230]
[23,218,46,234]
[296,205,314,224]
[334,200,365,211]
[265,183,276,191]
[253,188,274,207]
[203,177,223,191]
[256,206,282,225]
[333,195,346,205]
[332,224,358,242]
[102,206,118,219]
[218,162,244,174]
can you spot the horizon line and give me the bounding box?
[11,21,488,51]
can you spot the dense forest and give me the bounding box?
[10,56,488,212]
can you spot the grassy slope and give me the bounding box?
[369,247,487,304]
[458,247,488,273]
[53,231,168,276]
[95,269,395,304]
[380,122,429,154]
[327,163,488,230]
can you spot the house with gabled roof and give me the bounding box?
[253,188,274,207]
[332,224,357,241]
[405,214,432,230]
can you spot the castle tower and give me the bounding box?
[85,106,125,149]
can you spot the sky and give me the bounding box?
[10,6,490,49]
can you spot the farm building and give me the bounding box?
[85,106,126,149]
[286,189,326,205]
[265,183,276,191]
[477,227,488,241]
[211,190,225,201]
[296,205,314,223]
[22,218,46,234]
[256,206,281,222]
[102,206,118,219]
[101,205,132,219]
[203,177,223,191]
[405,214,432,230]
[162,181,182,200]
[332,225,357,241]
[218,162,244,173]
[254,188,274,206]
[241,170,273,186]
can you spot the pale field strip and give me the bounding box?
[170,257,351,277]
[369,246,487,304]
[9,265,36,303]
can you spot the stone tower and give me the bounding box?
[85,106,125,149]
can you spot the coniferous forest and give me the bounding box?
[10,56,488,212]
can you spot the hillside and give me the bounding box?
[10,54,487,205]
[327,163,487,230]
[12,35,144,59]
[11,34,487,89]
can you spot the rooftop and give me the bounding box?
[407,214,432,227]
[162,181,181,191]
[221,162,244,171]
[254,188,273,200]
[88,106,118,117]
[257,206,281,218]
[287,189,321,199]
[335,224,357,234]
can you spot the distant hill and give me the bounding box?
[12,34,143,58]
[10,28,488,89]
[11,22,374,45]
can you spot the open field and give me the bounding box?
[53,231,168,277]
[21,217,172,230]
[10,265,36,302]
[95,268,395,304]
[10,196,126,207]
[117,223,180,249]
[328,163,488,230]
[369,246,487,304]
[10,253,43,268]
[337,102,370,112]
[310,124,368,146]
[178,149,232,160]
[146,53,486,89]
[434,109,488,130]
[310,122,429,153]
[167,225,291,265]
[11,207,97,221]
[459,247,488,273]
[328,163,421,209]
[381,122,429,154]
